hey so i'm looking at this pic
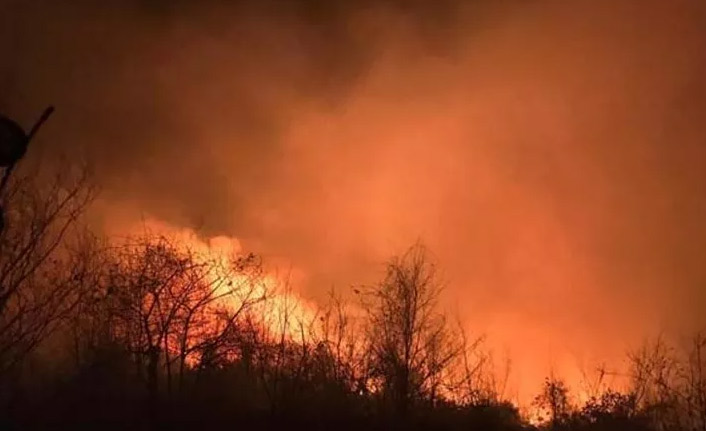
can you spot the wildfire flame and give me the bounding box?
[117,218,319,339]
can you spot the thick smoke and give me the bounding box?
[2,0,705,401]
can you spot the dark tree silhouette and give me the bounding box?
[361,243,462,420]
[0,164,94,382]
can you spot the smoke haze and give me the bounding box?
[2,0,705,401]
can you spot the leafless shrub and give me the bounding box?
[361,243,464,416]
[70,233,269,404]
[0,164,95,377]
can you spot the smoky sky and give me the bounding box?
[2,0,706,400]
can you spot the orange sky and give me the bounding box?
[2,0,706,404]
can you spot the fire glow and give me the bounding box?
[119,219,318,340]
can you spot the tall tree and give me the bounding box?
[363,243,461,418]
[0,164,94,379]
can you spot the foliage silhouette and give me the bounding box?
[0,142,703,431]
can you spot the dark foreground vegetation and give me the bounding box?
[1,148,705,431]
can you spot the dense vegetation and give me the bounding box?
[1,161,705,431]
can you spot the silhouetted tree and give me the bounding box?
[67,233,268,424]
[0,164,94,383]
[575,390,649,431]
[533,376,572,429]
[627,334,706,431]
[361,243,462,421]
[682,333,706,431]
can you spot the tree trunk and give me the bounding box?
[146,345,160,425]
